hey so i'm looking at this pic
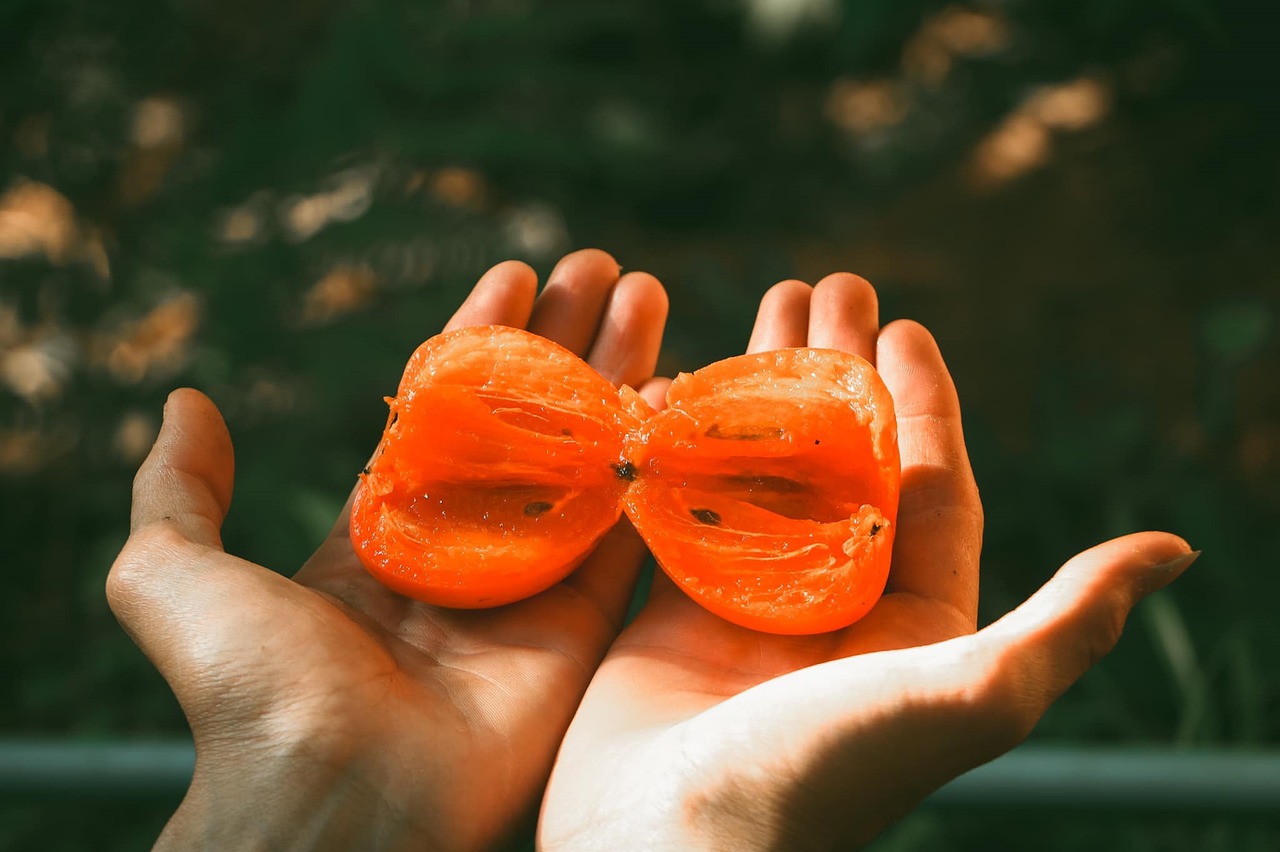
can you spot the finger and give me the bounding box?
[676,535,1195,848]
[443,259,538,332]
[637,376,671,412]
[746,280,811,352]
[108,389,266,667]
[976,533,1197,742]
[309,260,538,565]
[875,320,982,625]
[559,518,653,633]
[585,271,669,389]
[807,273,879,364]
[527,249,622,354]
[127,388,234,548]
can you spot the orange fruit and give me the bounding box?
[350,326,899,633]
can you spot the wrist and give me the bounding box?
[156,734,438,852]
[541,748,825,852]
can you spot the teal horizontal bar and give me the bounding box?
[1,740,1277,811]
[0,739,194,796]
[929,746,1280,812]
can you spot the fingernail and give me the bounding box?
[1155,549,1201,573]
[1141,550,1200,594]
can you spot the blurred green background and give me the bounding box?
[1,0,1276,849]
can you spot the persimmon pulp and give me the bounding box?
[623,348,899,634]
[349,327,645,608]
[350,326,900,634]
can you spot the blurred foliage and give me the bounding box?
[2,0,1278,848]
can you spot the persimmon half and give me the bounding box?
[350,325,900,634]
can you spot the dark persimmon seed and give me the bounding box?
[691,508,722,526]
[352,325,900,633]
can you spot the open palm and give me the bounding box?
[108,250,669,851]
[540,274,1195,851]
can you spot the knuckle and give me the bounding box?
[1083,588,1131,666]
[959,644,1044,755]
[105,523,190,611]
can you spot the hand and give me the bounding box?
[539,274,1197,851]
[107,250,669,851]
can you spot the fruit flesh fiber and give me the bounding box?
[624,349,899,634]
[351,329,900,633]
[350,327,645,607]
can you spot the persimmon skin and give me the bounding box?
[349,326,647,608]
[350,328,900,633]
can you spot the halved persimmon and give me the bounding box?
[350,326,900,633]
[623,349,899,634]
[349,327,649,608]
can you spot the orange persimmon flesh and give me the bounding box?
[350,325,900,634]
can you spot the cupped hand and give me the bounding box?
[539,274,1197,851]
[107,250,669,852]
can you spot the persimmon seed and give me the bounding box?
[524,501,554,517]
[691,508,721,526]
[612,461,637,481]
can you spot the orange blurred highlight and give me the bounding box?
[100,292,201,385]
[219,206,264,244]
[429,167,487,209]
[0,180,111,276]
[826,79,909,135]
[282,168,375,241]
[1,334,76,401]
[113,411,159,463]
[1026,77,1112,131]
[118,96,186,208]
[903,6,1010,86]
[301,264,377,325]
[968,76,1112,187]
[969,114,1050,186]
[0,181,81,265]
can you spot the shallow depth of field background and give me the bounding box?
[2,1,1277,849]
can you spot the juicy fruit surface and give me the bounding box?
[623,349,899,634]
[350,327,645,607]
[350,326,900,633]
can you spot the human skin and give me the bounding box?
[106,249,671,851]
[109,258,1194,851]
[537,274,1197,851]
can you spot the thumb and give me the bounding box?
[677,533,1198,849]
[977,531,1198,740]
[127,387,235,547]
[106,388,247,672]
